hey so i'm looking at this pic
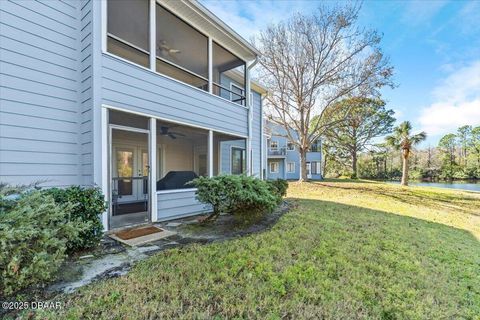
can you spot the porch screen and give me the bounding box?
[107,0,150,67]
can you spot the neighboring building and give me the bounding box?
[264,121,322,180]
[0,0,266,230]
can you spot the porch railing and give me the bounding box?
[268,147,287,156]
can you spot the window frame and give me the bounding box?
[269,161,279,173]
[287,162,295,173]
[286,141,295,151]
[269,140,279,151]
[231,146,245,175]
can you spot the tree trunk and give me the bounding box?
[352,152,358,179]
[401,152,409,186]
[299,150,307,182]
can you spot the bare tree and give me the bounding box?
[256,3,394,181]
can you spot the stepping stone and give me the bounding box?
[165,222,182,227]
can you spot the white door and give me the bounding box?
[306,162,312,179]
[113,145,149,203]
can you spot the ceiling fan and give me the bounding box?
[159,126,185,139]
[157,40,181,57]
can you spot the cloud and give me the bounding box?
[401,0,448,26]
[419,60,480,136]
[200,0,319,40]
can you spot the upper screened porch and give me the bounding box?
[104,0,259,109]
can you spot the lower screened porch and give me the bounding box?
[107,109,247,230]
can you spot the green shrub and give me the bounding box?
[0,188,81,296]
[43,186,107,252]
[266,179,288,202]
[192,175,278,221]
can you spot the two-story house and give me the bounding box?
[0,0,266,230]
[264,121,322,180]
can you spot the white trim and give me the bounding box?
[149,0,156,70]
[149,117,157,222]
[101,107,109,230]
[286,162,295,173]
[103,104,249,139]
[156,188,198,195]
[269,161,279,173]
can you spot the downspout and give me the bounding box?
[246,57,259,176]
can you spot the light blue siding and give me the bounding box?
[0,0,264,225]
[0,0,84,187]
[266,122,322,180]
[157,190,211,221]
[267,159,285,180]
[251,91,262,177]
[219,139,245,174]
[101,55,249,137]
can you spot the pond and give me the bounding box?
[387,180,480,192]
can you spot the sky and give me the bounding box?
[200,0,480,147]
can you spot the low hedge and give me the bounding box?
[43,186,107,252]
[192,175,285,221]
[266,179,288,201]
[0,189,81,296]
[0,184,107,296]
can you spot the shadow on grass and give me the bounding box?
[30,197,480,319]
[308,180,480,217]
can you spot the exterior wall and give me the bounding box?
[251,91,262,177]
[0,0,87,187]
[101,55,249,138]
[0,0,263,225]
[265,122,322,180]
[219,139,245,174]
[156,189,211,221]
[267,159,285,180]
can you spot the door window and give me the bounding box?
[116,150,134,196]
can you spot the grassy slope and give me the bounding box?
[37,181,480,319]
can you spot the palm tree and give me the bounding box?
[385,121,427,186]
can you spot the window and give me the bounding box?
[309,140,321,152]
[287,142,295,151]
[231,147,245,175]
[270,162,279,173]
[311,161,321,175]
[107,0,150,68]
[212,41,246,104]
[287,162,295,173]
[156,5,209,90]
[230,83,245,105]
[270,140,278,150]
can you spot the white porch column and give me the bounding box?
[208,37,213,93]
[101,107,109,230]
[149,118,157,222]
[208,130,213,177]
[149,0,156,71]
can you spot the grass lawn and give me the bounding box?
[36,180,479,319]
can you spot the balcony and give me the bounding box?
[268,147,287,157]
